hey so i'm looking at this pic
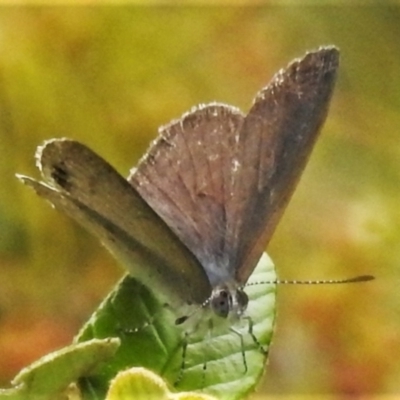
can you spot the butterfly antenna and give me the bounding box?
[247,274,374,286]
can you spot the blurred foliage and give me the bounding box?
[0,4,399,397]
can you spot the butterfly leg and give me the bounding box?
[199,318,215,388]
[229,326,248,373]
[243,315,267,355]
[174,331,189,387]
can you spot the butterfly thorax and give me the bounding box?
[209,283,249,320]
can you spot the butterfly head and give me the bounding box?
[209,283,249,320]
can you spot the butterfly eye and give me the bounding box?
[235,289,249,316]
[210,287,232,318]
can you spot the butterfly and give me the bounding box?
[17,46,372,396]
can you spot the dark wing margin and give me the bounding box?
[229,46,339,284]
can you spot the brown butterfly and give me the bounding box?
[18,46,372,387]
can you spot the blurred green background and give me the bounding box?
[0,5,399,396]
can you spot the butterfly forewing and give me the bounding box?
[230,47,339,284]
[19,139,211,306]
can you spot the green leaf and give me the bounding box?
[76,253,276,400]
[0,338,120,400]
